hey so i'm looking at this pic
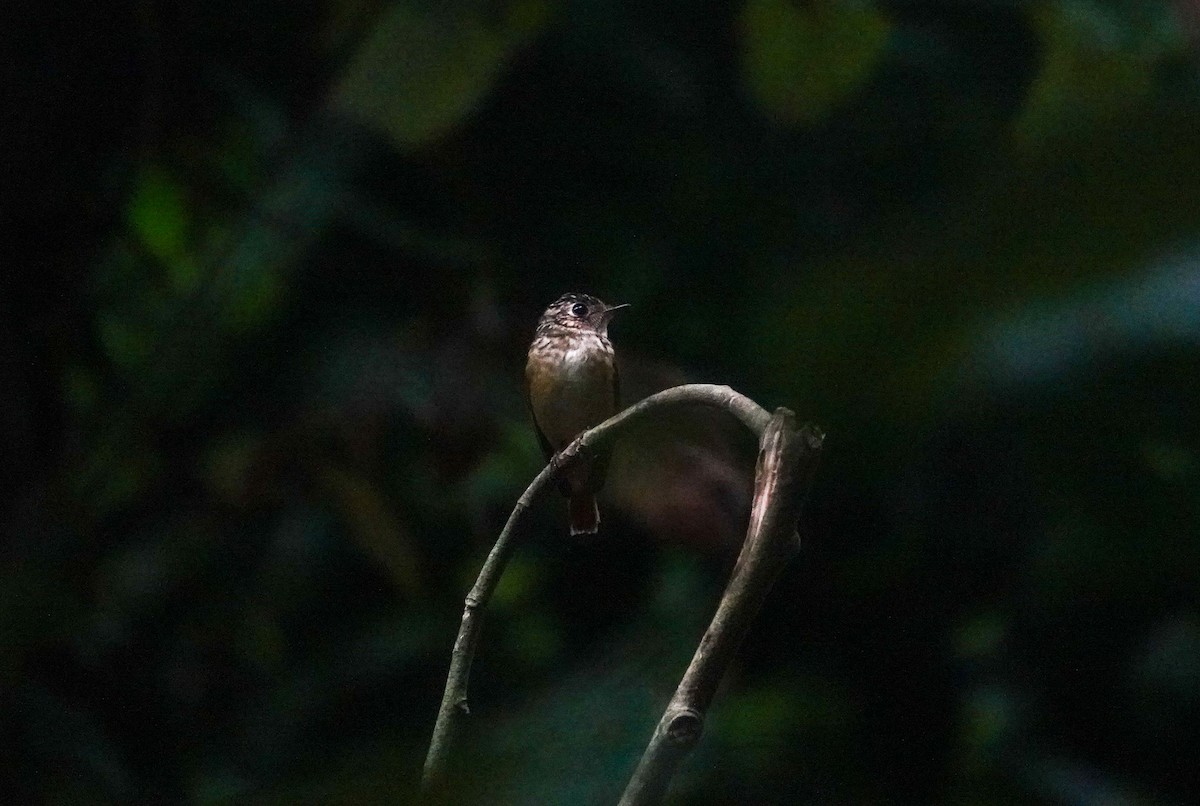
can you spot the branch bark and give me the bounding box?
[419,384,820,797]
[618,409,823,805]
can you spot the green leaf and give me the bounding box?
[127,166,187,261]
[334,0,550,149]
[740,0,890,125]
[126,166,203,293]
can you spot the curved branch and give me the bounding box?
[420,384,784,791]
[618,410,824,805]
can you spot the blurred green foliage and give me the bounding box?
[741,0,891,124]
[5,0,1200,803]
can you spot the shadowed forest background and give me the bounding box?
[5,0,1200,803]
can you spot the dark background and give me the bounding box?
[4,0,1200,803]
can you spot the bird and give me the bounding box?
[525,293,628,534]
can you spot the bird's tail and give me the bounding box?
[568,493,600,535]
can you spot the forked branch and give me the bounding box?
[420,384,823,802]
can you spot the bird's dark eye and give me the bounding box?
[570,302,588,317]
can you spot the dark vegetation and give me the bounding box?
[4,0,1200,802]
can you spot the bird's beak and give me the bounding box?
[597,303,629,326]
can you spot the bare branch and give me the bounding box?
[419,460,557,792]
[618,409,824,806]
[420,384,810,793]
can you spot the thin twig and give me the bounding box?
[420,384,776,791]
[618,409,824,806]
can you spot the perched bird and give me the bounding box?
[525,293,628,534]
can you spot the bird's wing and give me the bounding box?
[524,369,572,497]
